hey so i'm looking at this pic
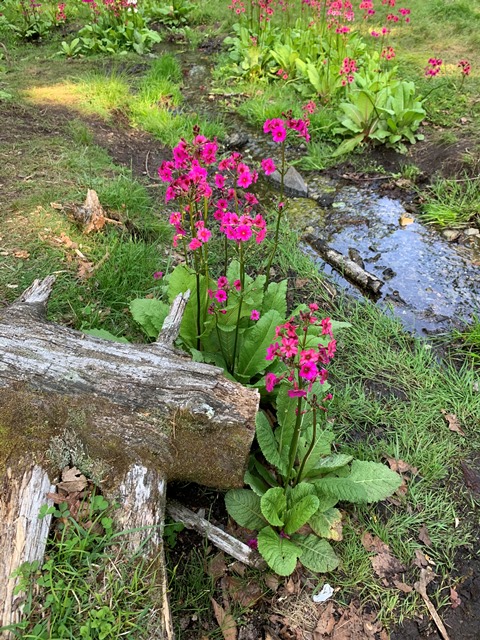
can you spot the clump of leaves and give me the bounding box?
[226,307,402,575]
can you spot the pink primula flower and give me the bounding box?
[261,158,276,175]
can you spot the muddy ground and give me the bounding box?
[1,88,479,640]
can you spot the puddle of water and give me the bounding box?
[304,184,480,333]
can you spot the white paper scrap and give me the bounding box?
[312,583,334,603]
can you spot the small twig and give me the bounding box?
[414,568,450,640]
[166,499,266,569]
[145,150,161,182]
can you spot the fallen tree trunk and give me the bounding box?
[305,234,384,296]
[0,277,259,638]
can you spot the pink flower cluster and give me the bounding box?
[425,58,442,78]
[158,132,268,250]
[263,116,311,143]
[458,59,471,77]
[56,1,66,20]
[264,304,336,397]
[381,46,395,61]
[339,57,357,85]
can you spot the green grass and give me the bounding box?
[454,317,480,364]
[420,175,480,228]
[1,497,162,639]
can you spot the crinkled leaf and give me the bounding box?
[308,508,343,541]
[292,534,339,573]
[284,494,319,535]
[298,430,335,478]
[256,411,283,471]
[225,489,266,530]
[262,280,287,318]
[244,468,270,496]
[303,454,353,479]
[257,526,301,576]
[315,460,403,503]
[129,298,170,338]
[261,487,286,527]
[237,309,283,378]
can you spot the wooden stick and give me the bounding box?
[304,234,384,296]
[414,568,450,640]
[166,500,266,569]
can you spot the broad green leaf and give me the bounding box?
[237,310,283,378]
[284,494,319,535]
[302,454,353,479]
[315,460,402,503]
[292,534,339,573]
[244,469,270,496]
[287,482,315,504]
[261,487,286,527]
[308,508,343,540]
[167,265,204,348]
[262,280,287,318]
[84,328,129,343]
[225,489,266,530]
[314,494,339,511]
[256,411,282,470]
[257,526,301,576]
[297,430,335,478]
[253,458,279,488]
[129,298,170,338]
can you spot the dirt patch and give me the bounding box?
[0,100,169,192]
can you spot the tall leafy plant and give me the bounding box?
[226,307,402,575]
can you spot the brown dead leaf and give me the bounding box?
[418,524,432,547]
[360,532,389,555]
[450,587,462,609]
[399,214,414,226]
[50,202,64,210]
[370,552,406,581]
[208,552,227,581]
[385,456,418,476]
[224,575,263,608]
[211,598,237,640]
[13,250,30,259]
[265,574,280,592]
[441,409,466,436]
[331,603,385,640]
[313,601,336,637]
[57,467,88,493]
[393,579,413,593]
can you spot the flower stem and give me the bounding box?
[264,142,286,290]
[285,395,304,486]
[296,407,317,485]
[230,243,245,375]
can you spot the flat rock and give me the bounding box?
[464,227,480,237]
[442,229,461,242]
[269,166,308,198]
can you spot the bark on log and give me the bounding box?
[0,277,260,638]
[305,234,384,296]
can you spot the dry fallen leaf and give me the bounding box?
[393,579,413,593]
[399,214,414,226]
[418,524,432,547]
[207,552,227,581]
[211,598,237,640]
[361,532,389,555]
[13,250,30,259]
[450,587,462,609]
[57,466,88,493]
[441,409,466,436]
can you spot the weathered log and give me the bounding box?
[0,277,259,637]
[305,234,384,296]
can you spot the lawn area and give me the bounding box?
[0,1,479,638]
